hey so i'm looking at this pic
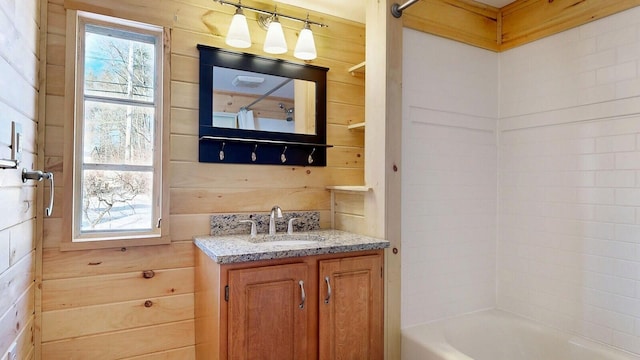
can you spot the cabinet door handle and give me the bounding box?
[298,280,306,309]
[324,276,332,304]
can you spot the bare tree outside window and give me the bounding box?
[80,26,157,232]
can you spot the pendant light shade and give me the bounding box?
[217,1,326,58]
[294,22,317,60]
[226,7,251,48]
[263,16,287,54]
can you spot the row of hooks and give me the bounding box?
[199,135,329,166]
[219,142,317,164]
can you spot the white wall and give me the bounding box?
[402,7,640,355]
[401,29,499,328]
[498,7,640,354]
[0,0,39,358]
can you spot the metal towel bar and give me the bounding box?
[0,159,19,169]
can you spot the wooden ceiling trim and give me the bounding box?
[500,0,640,50]
[402,0,501,52]
[400,0,640,52]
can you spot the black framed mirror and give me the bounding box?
[198,45,330,166]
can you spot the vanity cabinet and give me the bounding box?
[319,255,383,360]
[228,263,310,359]
[195,249,384,360]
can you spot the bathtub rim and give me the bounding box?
[400,308,640,360]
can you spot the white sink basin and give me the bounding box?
[248,233,325,246]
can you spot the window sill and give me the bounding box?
[59,233,171,251]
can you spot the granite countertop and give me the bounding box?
[194,229,390,264]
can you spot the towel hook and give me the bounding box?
[219,142,226,161]
[251,144,258,162]
[308,147,316,164]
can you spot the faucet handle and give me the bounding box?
[239,219,257,237]
[287,218,299,235]
[271,205,283,218]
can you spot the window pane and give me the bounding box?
[84,27,155,102]
[80,170,154,232]
[83,101,154,165]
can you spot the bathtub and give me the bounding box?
[401,310,640,360]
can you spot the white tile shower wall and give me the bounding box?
[401,29,499,328]
[498,7,640,355]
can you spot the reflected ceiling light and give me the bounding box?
[263,14,287,54]
[215,0,327,60]
[294,20,317,60]
[232,75,265,88]
[225,4,251,48]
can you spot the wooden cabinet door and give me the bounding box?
[228,263,310,360]
[318,254,384,360]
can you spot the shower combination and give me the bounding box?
[279,103,294,121]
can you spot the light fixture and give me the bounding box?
[215,0,327,60]
[294,20,317,60]
[263,14,287,54]
[232,75,265,88]
[225,4,251,48]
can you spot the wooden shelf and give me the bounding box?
[348,61,365,76]
[347,122,365,130]
[326,185,371,192]
[200,135,333,148]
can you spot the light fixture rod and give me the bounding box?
[215,0,328,28]
[391,0,419,18]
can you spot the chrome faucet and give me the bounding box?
[269,205,283,235]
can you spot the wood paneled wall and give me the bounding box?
[402,0,640,51]
[333,191,367,234]
[212,91,294,122]
[0,1,40,359]
[402,0,500,51]
[41,0,364,357]
[500,0,640,50]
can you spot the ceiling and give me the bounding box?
[276,0,516,23]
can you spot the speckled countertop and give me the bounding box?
[194,230,390,264]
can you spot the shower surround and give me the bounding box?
[402,6,640,356]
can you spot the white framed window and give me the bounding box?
[64,11,168,247]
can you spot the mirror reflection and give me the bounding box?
[211,67,317,135]
[197,45,329,166]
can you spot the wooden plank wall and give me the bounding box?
[501,0,640,50]
[401,0,640,52]
[41,0,365,357]
[402,0,500,52]
[0,0,40,359]
[212,91,294,122]
[333,191,367,234]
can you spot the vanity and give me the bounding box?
[194,43,381,359]
[194,223,389,359]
